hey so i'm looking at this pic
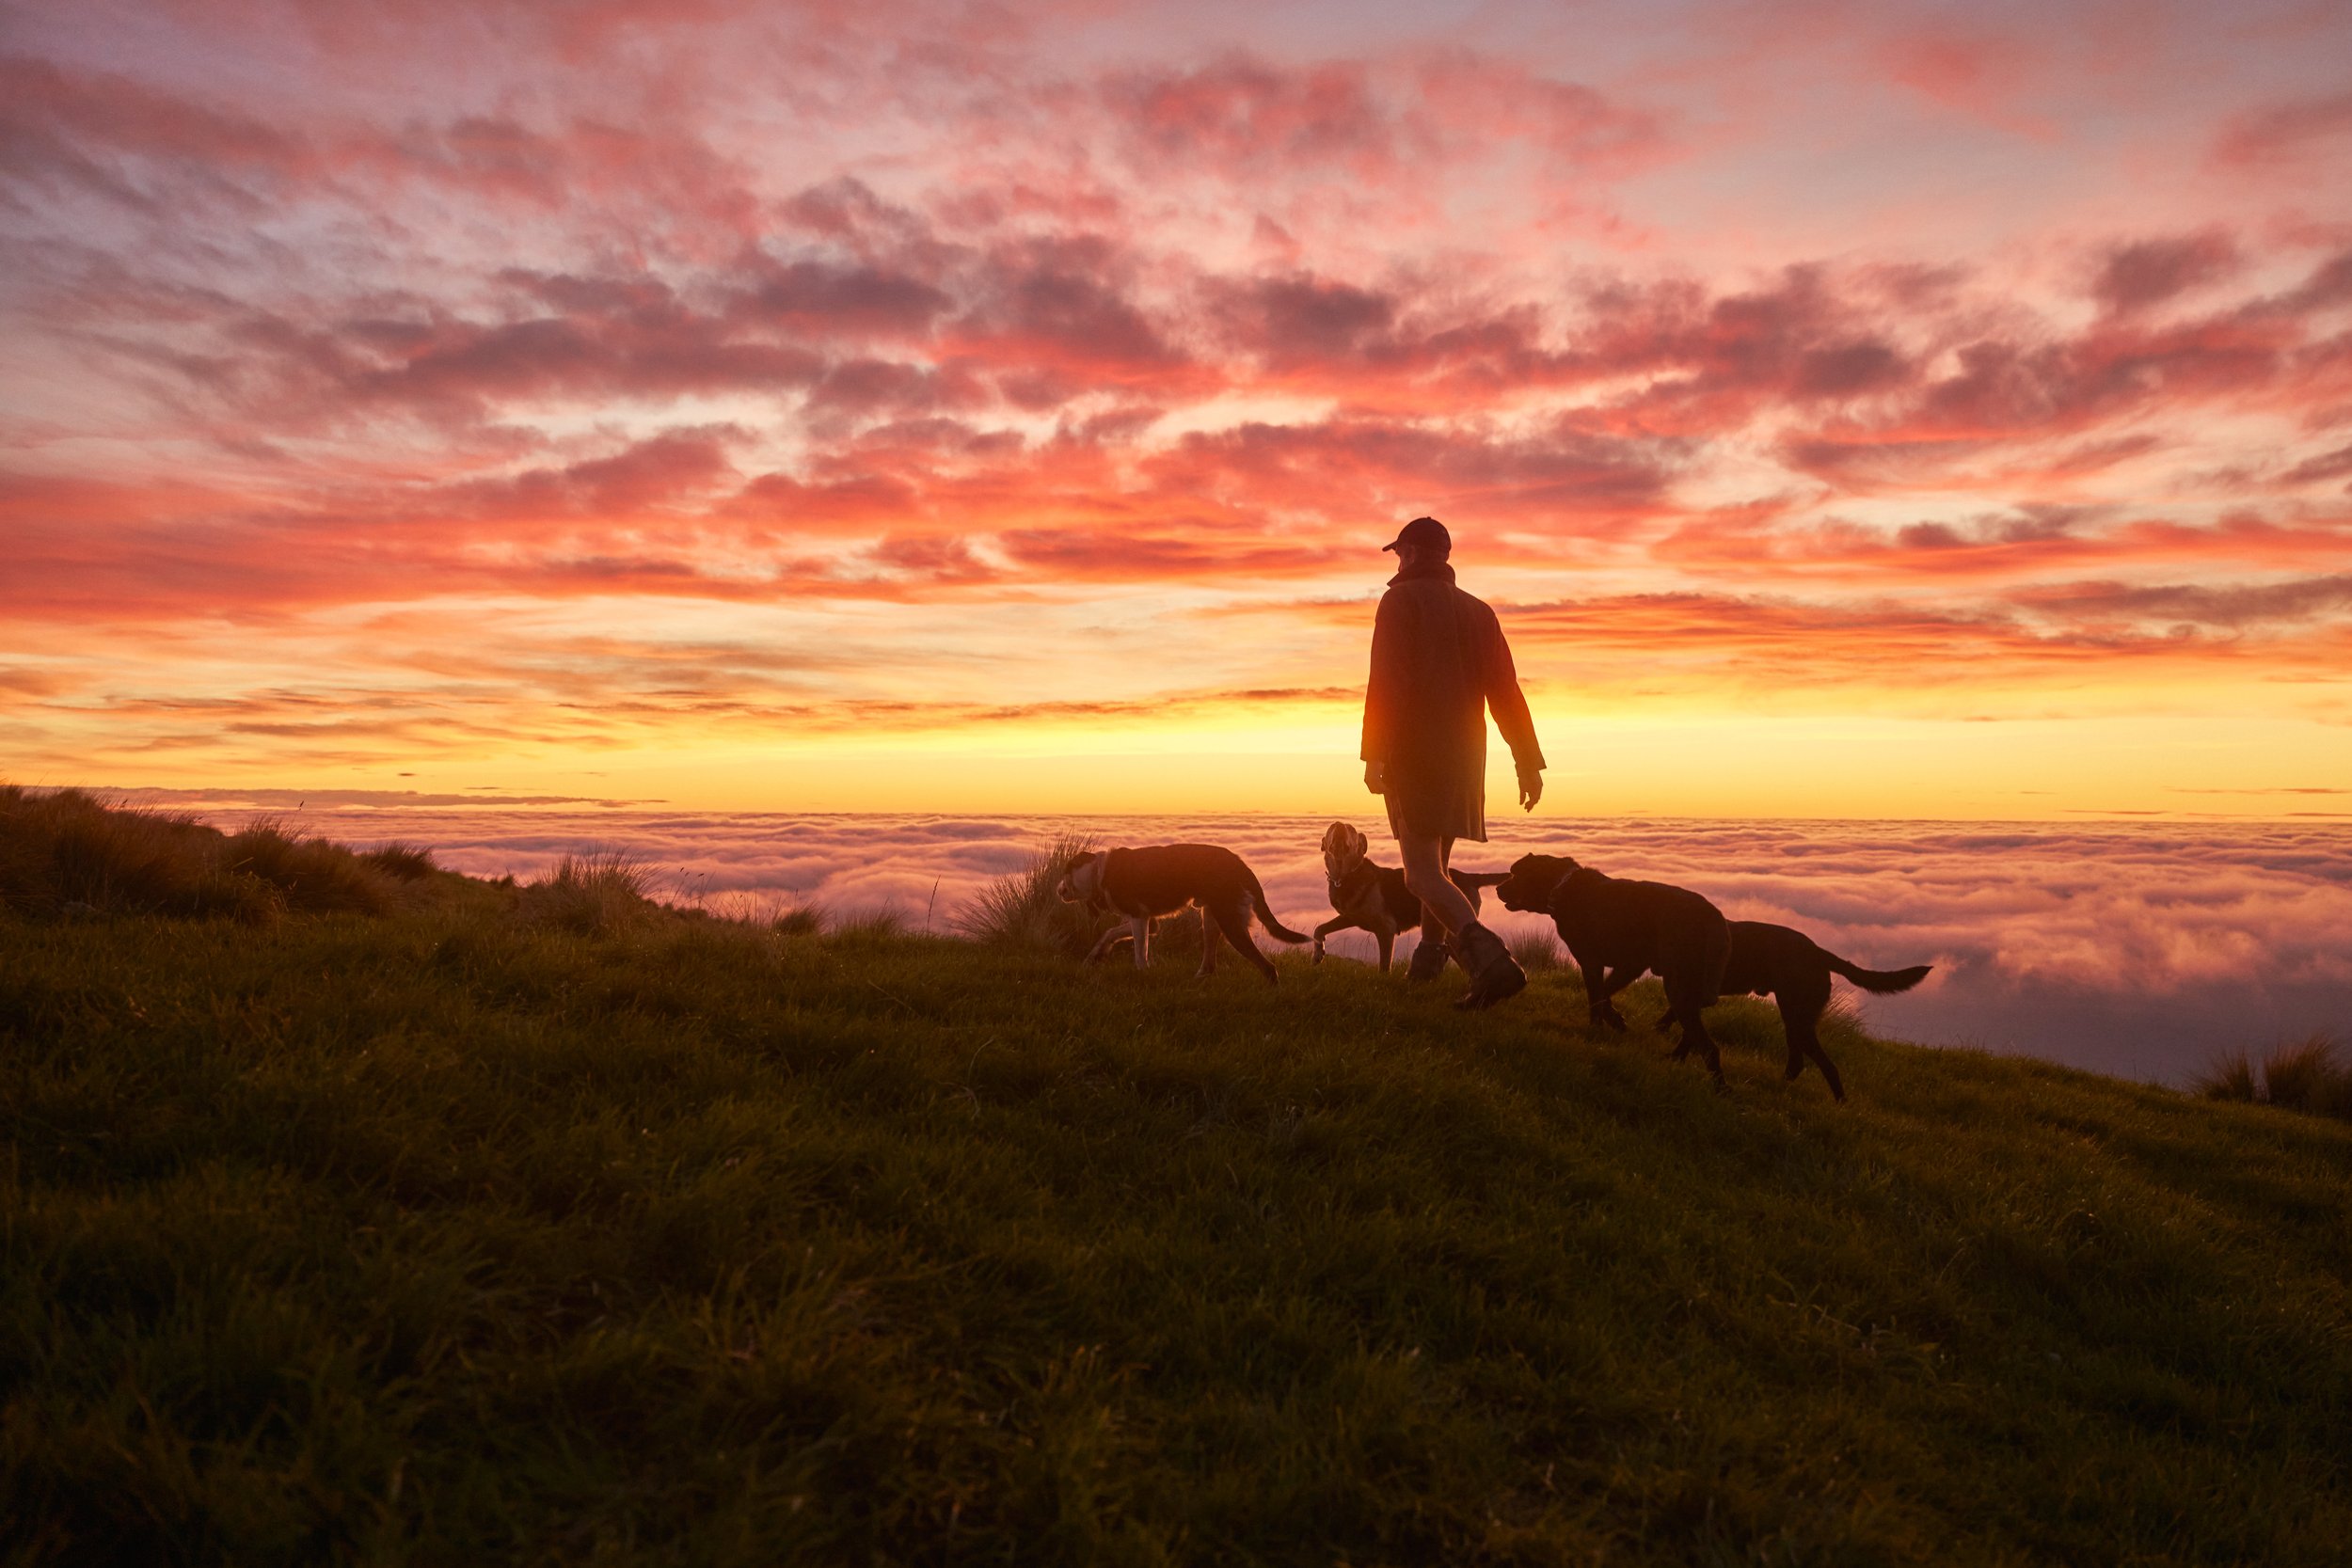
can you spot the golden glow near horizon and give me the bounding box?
[6,1,2352,818]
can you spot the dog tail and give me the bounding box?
[1826,955,1933,994]
[1247,870,1311,943]
[1450,870,1512,889]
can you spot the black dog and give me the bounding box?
[1495,853,1733,1085]
[1713,922,1932,1101]
[1310,821,1508,975]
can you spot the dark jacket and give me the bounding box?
[1360,560,1543,842]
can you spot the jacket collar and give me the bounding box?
[1388,559,1457,589]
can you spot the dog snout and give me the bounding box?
[1495,854,1557,911]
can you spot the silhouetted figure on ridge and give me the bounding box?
[1359,515,1545,1009]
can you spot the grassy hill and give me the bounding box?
[4,797,2350,1563]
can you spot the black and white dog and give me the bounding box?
[1310,822,1509,975]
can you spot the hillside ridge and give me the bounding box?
[5,787,2350,1563]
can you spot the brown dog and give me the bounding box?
[1495,853,1733,1085]
[1310,821,1509,974]
[1711,921,1931,1101]
[1057,844,1309,984]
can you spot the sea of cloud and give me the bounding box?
[119,790,2352,1087]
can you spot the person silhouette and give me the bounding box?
[1359,516,1546,1009]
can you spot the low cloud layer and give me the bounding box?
[121,792,2352,1087]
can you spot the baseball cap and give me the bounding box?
[1381,516,1451,554]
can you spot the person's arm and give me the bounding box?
[1481,606,1546,810]
[1361,594,1402,793]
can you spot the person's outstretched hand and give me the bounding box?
[1364,759,1387,795]
[1518,765,1544,812]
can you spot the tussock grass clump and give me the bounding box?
[1508,927,1565,972]
[2260,1034,2352,1117]
[771,901,826,936]
[2196,1033,2352,1120]
[826,907,906,945]
[2194,1047,2260,1102]
[516,849,656,936]
[360,841,437,880]
[2,785,218,917]
[958,832,1105,956]
[0,786,399,921]
[223,817,394,914]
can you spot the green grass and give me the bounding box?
[6,896,2350,1566]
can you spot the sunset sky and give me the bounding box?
[7,0,2352,816]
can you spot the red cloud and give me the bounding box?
[2010,574,2352,630]
[1101,50,1668,188]
[1880,28,2054,138]
[12,0,2352,782]
[2212,91,2352,168]
[0,55,767,250]
[1412,54,1668,175]
[1105,55,1410,180]
[1139,416,1676,529]
[998,528,1343,581]
[2282,444,2352,489]
[1650,508,2352,584]
[2091,231,2242,317]
[440,432,741,524]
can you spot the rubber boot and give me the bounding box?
[1405,927,1454,983]
[1451,921,1527,1011]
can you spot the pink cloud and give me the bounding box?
[2213,90,2352,168]
[1100,49,1671,190]
[2091,230,2243,316]
[1880,27,2056,138]
[10,0,2352,797]
[1105,55,1413,181]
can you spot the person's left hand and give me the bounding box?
[1518,766,1544,813]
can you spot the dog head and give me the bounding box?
[1495,852,1580,913]
[1320,821,1370,886]
[1055,850,1108,907]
